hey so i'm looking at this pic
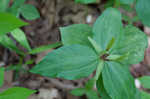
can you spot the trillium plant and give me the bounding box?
[30,8,148,99]
[0,0,150,99]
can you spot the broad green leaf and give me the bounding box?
[11,0,26,8]
[0,35,25,56]
[60,24,92,47]
[71,88,85,96]
[11,28,31,51]
[8,7,19,17]
[19,4,40,20]
[8,0,26,16]
[75,0,100,4]
[110,25,148,64]
[0,0,10,12]
[86,90,100,99]
[135,89,141,99]
[29,42,62,54]
[85,78,95,90]
[93,8,122,50]
[0,87,35,99]
[30,45,98,80]
[120,0,134,5]
[102,61,137,99]
[0,67,4,87]
[136,0,150,27]
[138,76,150,89]
[96,75,111,99]
[141,91,150,99]
[0,12,27,35]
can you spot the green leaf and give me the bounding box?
[136,0,150,27]
[96,75,111,99]
[75,0,100,4]
[11,28,31,51]
[0,87,35,99]
[71,88,86,96]
[0,35,25,56]
[0,67,4,87]
[88,37,102,54]
[8,0,26,16]
[29,42,62,54]
[30,45,98,80]
[141,91,150,99]
[95,61,104,80]
[0,12,27,35]
[85,78,95,90]
[120,0,134,5]
[60,24,92,47]
[19,4,40,20]
[86,90,100,99]
[138,76,150,89]
[110,25,148,64]
[24,59,34,65]
[11,0,26,8]
[8,7,19,17]
[93,8,123,50]
[135,89,141,99]
[0,0,10,12]
[102,61,137,99]
[106,37,115,51]
[107,54,122,61]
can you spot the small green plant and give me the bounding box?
[0,0,61,70]
[0,0,41,56]
[0,86,35,99]
[0,12,35,99]
[0,1,61,99]
[76,0,150,28]
[0,0,150,99]
[0,0,40,20]
[0,0,38,56]
[116,0,150,27]
[30,8,148,99]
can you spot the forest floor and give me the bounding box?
[0,0,150,99]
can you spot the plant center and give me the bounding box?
[100,54,109,61]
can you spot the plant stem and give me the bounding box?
[88,37,102,54]
[14,56,23,80]
[114,0,120,8]
[94,61,104,81]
